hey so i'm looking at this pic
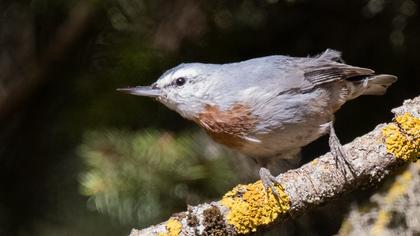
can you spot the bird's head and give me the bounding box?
[118,63,217,120]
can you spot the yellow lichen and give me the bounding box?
[372,211,391,236]
[382,113,420,162]
[371,170,412,235]
[220,180,290,234]
[338,218,353,236]
[165,218,182,236]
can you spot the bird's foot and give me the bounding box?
[259,167,282,199]
[328,122,355,173]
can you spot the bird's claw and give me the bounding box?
[328,123,355,173]
[259,167,281,199]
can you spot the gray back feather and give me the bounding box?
[212,49,374,93]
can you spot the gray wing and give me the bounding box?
[296,49,375,90]
[300,64,374,90]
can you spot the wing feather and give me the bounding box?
[300,63,374,90]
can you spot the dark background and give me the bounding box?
[0,0,419,235]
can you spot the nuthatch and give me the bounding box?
[118,49,397,195]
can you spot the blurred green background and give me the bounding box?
[0,0,419,235]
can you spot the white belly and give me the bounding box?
[238,118,331,158]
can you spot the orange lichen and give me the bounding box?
[220,180,290,234]
[382,113,419,162]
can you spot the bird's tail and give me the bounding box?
[348,74,398,97]
[360,74,398,95]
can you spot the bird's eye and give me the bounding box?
[175,77,186,86]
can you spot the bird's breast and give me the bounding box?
[194,103,258,148]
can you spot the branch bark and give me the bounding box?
[131,95,420,236]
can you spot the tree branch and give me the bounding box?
[131,95,420,236]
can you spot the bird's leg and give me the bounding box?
[257,151,300,198]
[328,122,355,173]
[259,167,282,199]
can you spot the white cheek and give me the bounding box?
[156,89,176,110]
[158,83,215,120]
[157,89,194,119]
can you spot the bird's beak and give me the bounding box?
[117,86,161,98]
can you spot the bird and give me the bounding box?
[118,49,397,195]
